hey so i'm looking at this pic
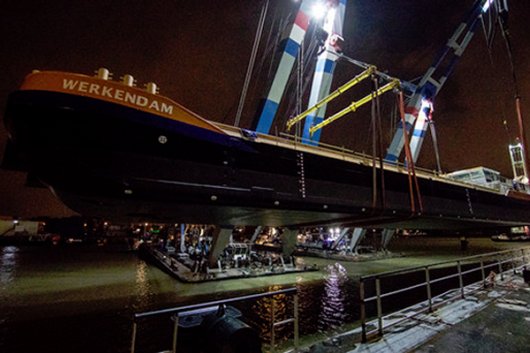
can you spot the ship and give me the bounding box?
[4,69,530,230]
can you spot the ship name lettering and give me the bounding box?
[89,84,100,95]
[114,89,124,101]
[62,79,173,115]
[101,86,113,98]
[161,103,173,114]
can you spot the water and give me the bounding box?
[0,238,523,353]
[0,245,178,353]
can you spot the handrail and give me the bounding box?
[131,287,298,353]
[134,287,296,319]
[359,247,529,343]
[359,246,530,281]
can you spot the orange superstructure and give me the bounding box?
[20,70,225,134]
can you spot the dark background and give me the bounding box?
[1,0,529,218]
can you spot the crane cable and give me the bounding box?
[234,0,270,127]
[497,1,530,178]
[375,77,386,210]
[398,91,423,214]
[370,76,386,211]
[371,79,378,209]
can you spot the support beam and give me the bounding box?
[179,223,186,253]
[208,227,232,268]
[331,227,350,250]
[250,226,263,243]
[381,229,395,251]
[349,228,366,255]
[280,228,298,257]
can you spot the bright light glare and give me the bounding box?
[482,0,493,12]
[323,7,336,34]
[311,3,327,19]
[420,98,432,112]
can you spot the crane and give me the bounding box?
[301,0,347,145]
[252,0,347,139]
[385,0,509,167]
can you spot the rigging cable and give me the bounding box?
[427,108,443,173]
[497,0,530,178]
[282,25,321,128]
[370,76,386,210]
[234,0,270,127]
[371,79,378,209]
[397,91,423,213]
[374,76,386,210]
[294,34,304,138]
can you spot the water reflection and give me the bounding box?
[249,285,290,342]
[0,246,18,349]
[0,246,17,288]
[132,260,154,311]
[318,263,349,330]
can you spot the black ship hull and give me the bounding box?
[5,88,530,229]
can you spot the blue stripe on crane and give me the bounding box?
[398,120,415,130]
[252,1,311,134]
[412,129,427,138]
[255,100,279,133]
[385,153,399,163]
[284,38,300,58]
[315,58,335,74]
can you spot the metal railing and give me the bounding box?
[130,287,298,353]
[359,247,530,342]
[213,122,506,194]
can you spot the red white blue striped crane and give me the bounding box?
[253,0,313,134]
[385,0,508,166]
[253,0,347,138]
[302,0,347,145]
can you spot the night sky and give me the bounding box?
[1,0,530,218]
